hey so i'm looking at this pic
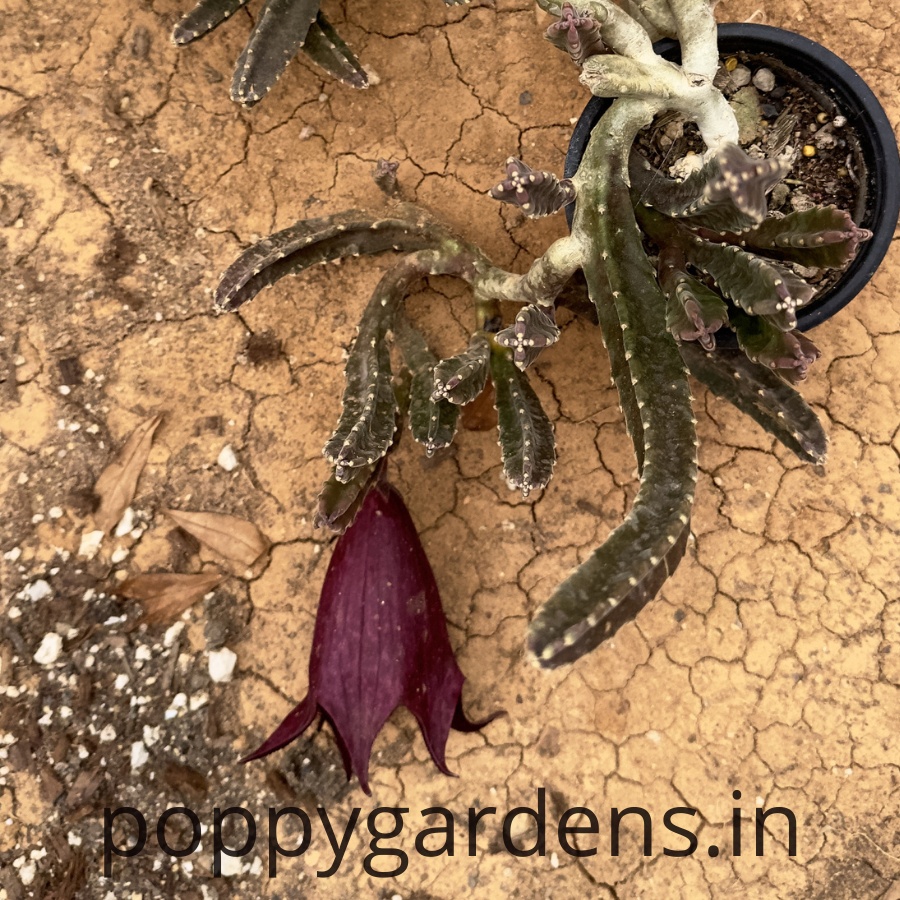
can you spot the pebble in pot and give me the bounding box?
[753,67,776,91]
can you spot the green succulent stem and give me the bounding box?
[473,236,584,310]
[212,0,855,673]
[324,245,478,478]
[527,98,698,668]
[679,342,827,465]
[393,315,463,457]
[490,342,557,497]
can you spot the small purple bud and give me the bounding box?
[489,158,576,219]
[242,481,499,793]
[545,3,605,67]
[763,330,821,383]
[495,305,561,370]
[373,159,400,196]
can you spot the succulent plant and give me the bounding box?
[172,0,368,106]
[215,0,872,675]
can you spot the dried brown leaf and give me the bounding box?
[163,508,269,568]
[116,571,224,624]
[43,850,87,900]
[160,760,210,799]
[64,768,105,812]
[92,414,163,533]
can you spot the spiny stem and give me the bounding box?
[529,98,698,668]
[324,248,475,478]
[680,342,827,465]
[474,235,584,308]
[393,315,462,457]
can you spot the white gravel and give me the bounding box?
[23,580,52,602]
[752,67,776,92]
[130,740,150,771]
[114,506,135,537]
[217,444,239,472]
[33,633,62,666]
[78,530,104,558]
[208,647,237,683]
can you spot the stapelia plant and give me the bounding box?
[215,0,871,675]
[172,0,468,106]
[171,0,368,105]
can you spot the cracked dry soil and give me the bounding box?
[2,0,900,897]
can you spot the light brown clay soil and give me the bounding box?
[2,0,900,898]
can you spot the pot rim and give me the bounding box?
[564,23,900,334]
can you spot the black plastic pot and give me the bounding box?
[564,24,900,333]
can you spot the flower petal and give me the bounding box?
[311,482,487,784]
[242,480,500,792]
[239,693,318,763]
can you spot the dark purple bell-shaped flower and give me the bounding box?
[241,481,496,793]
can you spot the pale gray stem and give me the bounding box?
[474,236,585,308]
[629,0,678,37]
[580,55,686,100]
[573,98,663,170]
[667,0,719,86]
[578,9,739,154]
[681,85,740,150]
[618,0,662,40]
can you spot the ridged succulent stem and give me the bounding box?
[392,315,464,457]
[215,209,475,312]
[616,0,662,40]
[679,343,827,465]
[576,99,663,471]
[535,0,658,62]
[626,0,677,39]
[474,235,584,309]
[324,245,479,478]
[574,8,738,151]
[527,99,698,667]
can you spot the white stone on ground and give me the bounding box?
[23,580,52,602]
[217,444,239,471]
[130,741,149,771]
[220,854,243,877]
[79,530,104,558]
[110,546,129,564]
[163,621,184,648]
[208,647,237,683]
[33,633,62,666]
[752,67,775,91]
[114,507,135,537]
[731,65,751,87]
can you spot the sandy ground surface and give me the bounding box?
[2,0,899,897]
